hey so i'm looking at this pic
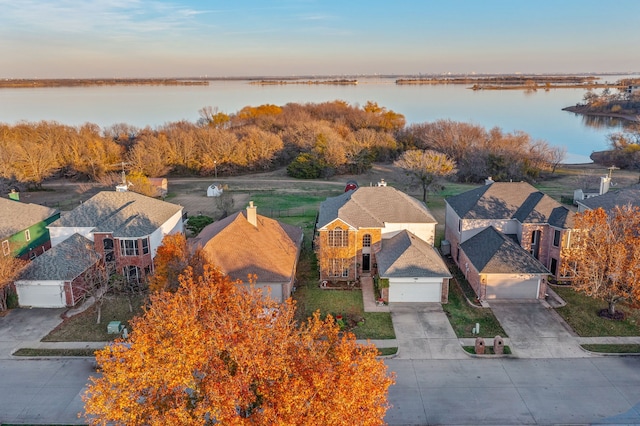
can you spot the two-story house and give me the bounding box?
[47,191,184,284]
[315,184,450,303]
[0,197,59,260]
[16,191,184,307]
[445,181,574,300]
[192,202,303,303]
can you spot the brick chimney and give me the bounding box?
[247,201,257,227]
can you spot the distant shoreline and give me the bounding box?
[0,79,209,89]
[1,73,636,89]
[562,105,640,123]
[248,79,358,86]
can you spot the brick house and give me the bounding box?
[315,184,450,303]
[445,181,574,300]
[47,191,184,285]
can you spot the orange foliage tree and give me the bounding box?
[147,233,206,293]
[562,205,640,316]
[84,266,394,425]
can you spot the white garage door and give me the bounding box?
[15,282,65,308]
[389,281,442,303]
[486,277,540,299]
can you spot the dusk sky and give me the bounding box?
[2,0,639,78]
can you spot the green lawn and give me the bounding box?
[442,272,506,338]
[42,295,146,342]
[553,285,640,337]
[13,348,97,357]
[581,344,640,354]
[293,247,395,340]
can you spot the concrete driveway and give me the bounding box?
[0,308,64,358]
[390,303,467,359]
[488,300,588,358]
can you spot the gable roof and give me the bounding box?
[317,186,436,229]
[446,182,574,228]
[578,184,640,211]
[17,233,100,281]
[49,191,183,238]
[376,230,451,278]
[0,198,59,239]
[460,227,549,275]
[193,211,303,283]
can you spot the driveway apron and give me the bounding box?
[390,303,467,359]
[0,308,64,358]
[488,300,589,358]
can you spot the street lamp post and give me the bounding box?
[214,161,217,179]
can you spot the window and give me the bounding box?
[103,238,115,262]
[120,239,139,256]
[328,227,348,247]
[362,234,371,247]
[553,229,561,247]
[124,265,142,283]
[328,258,349,277]
[2,240,9,256]
[142,238,149,255]
[550,258,558,275]
[25,230,31,241]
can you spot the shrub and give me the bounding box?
[287,153,323,179]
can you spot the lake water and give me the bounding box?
[1,76,637,163]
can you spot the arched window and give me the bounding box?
[328,227,348,247]
[362,234,371,247]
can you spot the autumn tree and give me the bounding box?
[84,266,394,425]
[562,205,640,317]
[394,149,457,202]
[147,233,206,293]
[0,254,26,311]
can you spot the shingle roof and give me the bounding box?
[0,198,59,239]
[49,191,183,238]
[376,230,451,278]
[460,227,549,274]
[17,233,100,281]
[317,186,436,229]
[446,182,574,228]
[579,185,640,211]
[193,210,303,283]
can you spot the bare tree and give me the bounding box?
[394,149,457,202]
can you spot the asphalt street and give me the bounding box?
[1,357,639,425]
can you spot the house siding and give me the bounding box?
[6,214,60,259]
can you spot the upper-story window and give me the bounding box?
[103,238,115,262]
[553,229,561,247]
[25,230,31,241]
[2,240,9,256]
[328,227,349,247]
[362,234,371,247]
[142,238,149,255]
[120,239,139,256]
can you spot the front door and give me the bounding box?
[362,253,371,272]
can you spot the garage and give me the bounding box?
[15,281,66,308]
[485,275,541,300]
[376,231,452,304]
[388,278,443,303]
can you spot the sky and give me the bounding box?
[1,0,639,78]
